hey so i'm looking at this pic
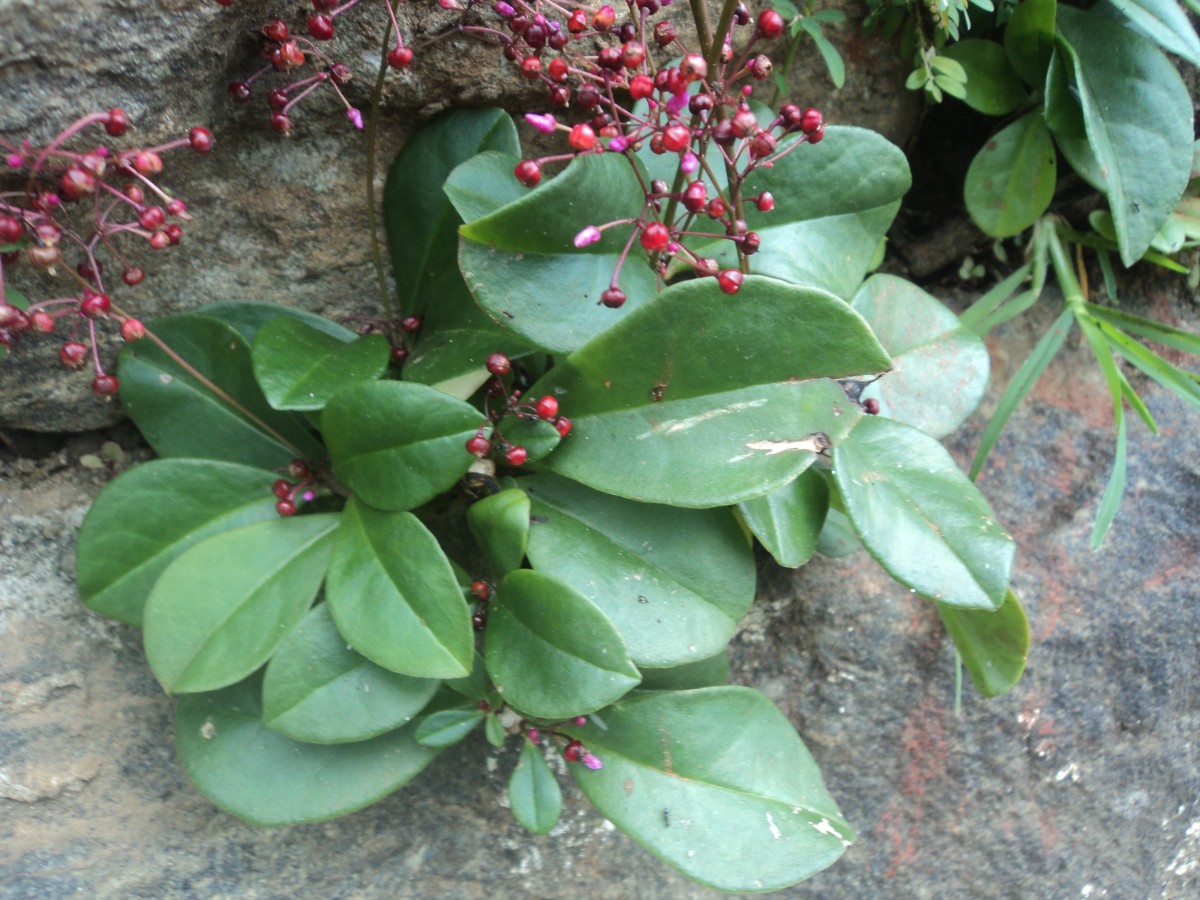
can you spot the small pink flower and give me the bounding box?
[582,752,603,770]
[347,108,364,130]
[608,136,629,153]
[573,225,602,248]
[5,154,22,169]
[666,92,689,117]
[524,112,557,134]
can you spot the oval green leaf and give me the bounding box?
[262,603,439,744]
[563,687,854,892]
[1004,0,1056,86]
[737,467,829,568]
[965,111,1057,238]
[118,314,324,468]
[523,474,755,667]
[323,380,481,512]
[76,459,280,626]
[509,740,563,834]
[485,570,640,718]
[1105,0,1200,68]
[252,317,390,411]
[833,416,1014,609]
[175,674,438,825]
[467,488,531,575]
[414,706,485,748]
[326,497,473,679]
[851,274,990,438]
[143,514,340,693]
[535,276,889,507]
[944,39,1029,115]
[938,589,1030,698]
[636,651,730,691]
[190,301,357,345]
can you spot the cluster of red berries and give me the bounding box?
[461,1,823,298]
[271,459,318,516]
[1,109,213,397]
[464,352,572,465]
[217,0,410,134]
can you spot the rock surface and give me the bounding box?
[2,279,1197,897]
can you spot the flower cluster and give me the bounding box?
[0,109,212,396]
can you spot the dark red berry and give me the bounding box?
[807,125,825,144]
[330,61,353,84]
[757,9,785,39]
[466,435,492,457]
[621,40,645,68]
[750,130,777,159]
[600,287,627,308]
[554,417,572,437]
[228,81,252,103]
[273,479,294,499]
[122,266,145,286]
[471,611,488,631]
[388,46,414,68]
[400,315,422,333]
[120,318,146,342]
[706,198,727,219]
[742,232,761,254]
[0,304,30,332]
[717,269,744,295]
[105,108,130,136]
[167,222,185,243]
[756,192,775,212]
[683,181,708,213]
[189,126,214,154]
[731,106,758,139]
[519,55,542,79]
[289,459,311,479]
[60,342,88,369]
[80,293,111,318]
[391,345,410,363]
[563,740,584,761]
[653,20,676,46]
[514,160,541,187]
[275,498,297,517]
[863,397,880,415]
[307,13,334,39]
[270,112,293,134]
[535,395,559,419]
[800,107,823,134]
[506,446,528,466]
[0,214,22,244]
[59,166,96,200]
[138,205,165,230]
[470,580,491,600]
[486,352,511,375]
[91,375,119,397]
[547,56,569,82]
[262,18,289,42]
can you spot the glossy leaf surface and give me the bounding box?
[143,514,339,693]
[833,416,1014,609]
[509,740,563,834]
[194,301,356,345]
[324,380,480,512]
[536,276,889,507]
[262,603,439,744]
[938,590,1030,697]
[637,652,730,691]
[965,112,1056,239]
[485,570,640,718]
[467,488,531,575]
[564,688,853,892]
[1005,0,1056,86]
[1104,0,1200,67]
[414,707,485,748]
[737,467,829,568]
[176,674,438,825]
[522,474,755,667]
[326,497,473,679]
[851,275,990,438]
[944,39,1029,115]
[76,459,279,625]
[252,317,389,411]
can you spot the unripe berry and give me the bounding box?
[554,416,572,437]
[506,446,528,466]
[330,61,353,84]
[400,315,422,333]
[757,9,785,39]
[535,395,559,419]
[270,112,293,134]
[514,159,541,187]
[132,150,163,175]
[91,374,120,398]
[717,269,744,295]
[486,352,511,375]
[289,459,311,479]
[471,611,487,631]
[167,198,188,217]
[388,46,414,68]
[307,13,334,39]
[105,108,129,136]
[120,318,146,341]
[60,166,96,200]
[59,341,88,369]
[80,293,111,318]
[189,126,214,154]
[600,287,626,308]
[640,222,670,251]
[148,231,170,250]
[750,130,777,159]
[731,106,758,139]
[27,245,61,268]
[0,304,30,332]
[391,345,410,363]
[750,54,773,80]
[742,231,761,254]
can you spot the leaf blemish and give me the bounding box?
[767,812,782,840]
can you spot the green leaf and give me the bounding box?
[969,306,1074,480]
[445,651,491,701]
[1005,0,1057,86]
[1103,0,1200,67]
[1085,302,1200,357]
[143,514,339,693]
[175,674,438,825]
[535,276,889,507]
[851,275,991,438]
[118,314,324,469]
[1043,50,1107,192]
[323,380,481,512]
[188,301,356,345]
[944,39,1029,115]
[327,497,474,679]
[965,112,1057,238]
[563,688,853,892]
[76,459,280,626]
[485,570,640,718]
[636,651,730,691]
[934,74,969,100]
[522,474,755,667]
[467,488,531,575]
[833,416,1015,609]
[451,152,661,355]
[261,604,439,744]
[816,506,860,557]
[509,740,563,834]
[1099,321,1200,412]
[737,468,830,568]
[930,54,968,82]
[252,317,389,411]
[806,23,847,88]
[958,263,1033,333]
[937,589,1030,697]
[738,127,912,299]
[1055,7,1195,265]
[414,707,485,748]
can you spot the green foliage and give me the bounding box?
[78,107,1033,893]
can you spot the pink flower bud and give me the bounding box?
[573,716,587,725]
[680,152,699,175]
[608,136,629,153]
[5,154,22,169]
[524,112,557,134]
[526,728,540,742]
[573,225,602,248]
[582,752,603,770]
[347,108,364,130]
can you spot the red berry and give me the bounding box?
[148,231,170,250]
[273,479,294,499]
[80,293,111,318]
[600,287,626,308]
[307,13,334,39]
[591,5,615,30]
[270,112,293,134]
[653,20,676,46]
[471,611,488,631]
[466,435,492,457]
[680,53,707,83]
[800,107,823,134]
[275,498,297,517]
[262,17,289,42]
[506,446,528,466]
[189,126,214,154]
[807,124,825,144]
[289,459,311,479]
[514,159,541,187]
[60,342,88,369]
[486,352,511,375]
[164,224,183,245]
[120,318,146,342]
[757,9,785,39]
[621,40,645,69]
[400,315,422,333]
[535,395,559,419]
[717,269,744,295]
[743,231,761,254]
[568,123,596,151]
[756,192,775,212]
[520,55,542,79]
[706,198,727,219]
[0,304,30,332]
[863,397,880,415]
[629,73,654,100]
[330,61,353,84]
[388,46,414,68]
[683,181,708,213]
[567,9,587,32]
[750,131,777,159]
[30,311,55,334]
[470,580,491,600]
[138,205,165,230]
[554,416,572,437]
[91,375,119,398]
[0,214,22,244]
[661,123,690,153]
[105,108,129,136]
[731,106,758,139]
[640,222,670,252]
[59,166,96,200]
[547,56,569,83]
[228,81,252,103]
[122,266,145,286]
[564,740,584,761]
[391,345,409,363]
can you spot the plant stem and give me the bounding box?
[365,5,400,327]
